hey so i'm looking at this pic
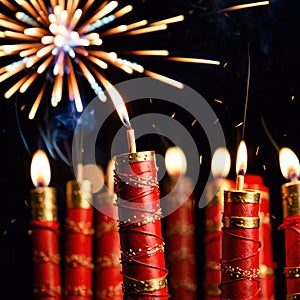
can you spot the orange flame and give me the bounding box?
[236,140,247,176]
[165,146,187,178]
[30,150,51,187]
[279,147,300,181]
[211,147,231,179]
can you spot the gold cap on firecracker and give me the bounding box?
[224,189,260,204]
[30,187,57,221]
[113,151,155,166]
[206,179,234,207]
[282,181,300,218]
[66,180,92,208]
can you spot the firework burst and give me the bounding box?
[0,0,220,119]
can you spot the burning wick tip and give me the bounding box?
[124,118,132,129]
[238,169,245,176]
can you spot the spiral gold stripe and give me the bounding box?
[123,275,167,293]
[223,216,260,229]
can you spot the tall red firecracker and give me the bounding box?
[204,147,234,299]
[204,178,234,299]
[279,147,300,299]
[114,151,169,299]
[220,141,261,300]
[164,146,197,299]
[244,175,276,299]
[30,150,62,300]
[64,180,94,299]
[94,161,123,300]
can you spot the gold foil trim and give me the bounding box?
[260,264,275,277]
[123,275,167,293]
[167,247,195,264]
[170,277,197,292]
[33,284,62,296]
[260,191,270,201]
[206,180,234,207]
[30,187,57,221]
[223,216,260,229]
[285,267,300,279]
[65,254,94,269]
[205,221,223,232]
[205,283,220,296]
[66,180,92,208]
[113,151,155,166]
[286,294,300,300]
[95,193,116,205]
[32,250,61,264]
[224,189,260,204]
[64,285,93,297]
[205,261,221,271]
[282,182,300,217]
[165,221,194,236]
[96,220,118,238]
[95,286,123,299]
[96,254,121,269]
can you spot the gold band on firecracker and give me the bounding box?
[282,182,300,218]
[114,151,156,166]
[223,216,260,229]
[30,187,57,221]
[123,275,168,293]
[206,283,220,297]
[66,180,92,208]
[285,267,300,279]
[95,192,116,205]
[224,189,260,204]
[286,293,300,300]
[206,179,234,207]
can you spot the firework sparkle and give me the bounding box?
[0,0,220,119]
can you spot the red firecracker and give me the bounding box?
[94,194,123,299]
[244,175,276,299]
[114,151,169,299]
[204,179,235,299]
[30,187,62,300]
[280,181,300,298]
[164,177,197,299]
[64,180,94,300]
[220,190,261,300]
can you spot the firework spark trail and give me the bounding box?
[0,0,220,119]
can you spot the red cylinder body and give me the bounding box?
[31,220,62,300]
[114,151,169,299]
[64,180,94,300]
[30,187,62,300]
[220,189,261,300]
[164,177,197,300]
[280,181,300,297]
[244,175,276,299]
[94,198,123,300]
[204,179,235,299]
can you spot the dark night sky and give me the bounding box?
[1,0,300,299]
